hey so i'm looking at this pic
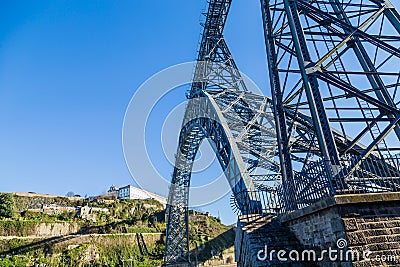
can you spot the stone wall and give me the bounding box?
[281,192,400,267]
[283,203,346,250]
[235,215,309,266]
[0,221,82,237]
[339,197,400,267]
[34,222,81,236]
[13,194,77,212]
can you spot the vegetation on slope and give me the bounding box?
[0,194,15,219]
[0,195,235,267]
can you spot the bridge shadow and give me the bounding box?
[0,234,77,256]
[1,221,233,265]
[0,219,163,257]
[188,227,236,265]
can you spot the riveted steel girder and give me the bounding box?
[164,0,400,264]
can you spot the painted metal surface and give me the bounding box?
[163,0,400,264]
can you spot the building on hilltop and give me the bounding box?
[117,184,167,207]
[77,206,109,222]
[42,204,77,215]
[107,185,119,199]
[26,204,76,215]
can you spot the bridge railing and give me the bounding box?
[335,154,400,194]
[232,187,282,217]
[278,155,400,213]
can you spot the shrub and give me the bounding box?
[226,255,234,264]
[0,193,15,218]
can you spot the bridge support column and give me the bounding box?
[281,192,400,266]
[235,192,400,266]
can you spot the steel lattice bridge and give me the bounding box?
[163,0,400,265]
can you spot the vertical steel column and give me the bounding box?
[260,0,298,211]
[282,0,341,186]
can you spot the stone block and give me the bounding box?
[366,235,387,244]
[367,229,389,236]
[365,244,379,251]
[347,232,366,245]
[361,217,379,223]
[390,228,400,235]
[352,260,373,267]
[350,245,364,252]
[386,235,400,242]
[385,221,400,228]
[377,243,391,250]
[355,218,364,223]
[362,222,386,229]
[342,218,358,231]
[387,242,400,249]
[380,193,400,202]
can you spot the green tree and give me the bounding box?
[226,256,234,264]
[0,193,15,218]
[66,191,75,197]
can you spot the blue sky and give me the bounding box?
[0,0,268,224]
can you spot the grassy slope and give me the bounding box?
[0,197,235,267]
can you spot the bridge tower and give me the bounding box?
[164,0,400,265]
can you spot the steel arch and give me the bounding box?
[164,91,278,264]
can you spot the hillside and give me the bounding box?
[0,193,235,267]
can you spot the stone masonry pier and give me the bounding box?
[235,192,400,267]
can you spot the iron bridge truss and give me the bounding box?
[163,0,400,265]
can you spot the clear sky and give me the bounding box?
[0,0,269,224]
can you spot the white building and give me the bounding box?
[117,185,167,206]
